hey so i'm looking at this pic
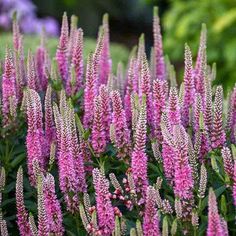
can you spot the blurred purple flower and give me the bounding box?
[0,0,59,36]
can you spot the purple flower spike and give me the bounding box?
[43,174,64,235]
[182,44,195,127]
[153,6,166,81]
[91,95,107,156]
[143,186,161,236]
[56,12,69,83]
[93,168,115,236]
[111,90,131,158]
[1,47,17,127]
[211,86,226,149]
[207,188,225,236]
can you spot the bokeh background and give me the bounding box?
[1,0,236,91]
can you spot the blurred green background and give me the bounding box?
[4,0,236,90]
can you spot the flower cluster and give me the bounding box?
[0,7,236,236]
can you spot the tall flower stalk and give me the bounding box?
[207,188,224,236]
[2,47,17,127]
[93,168,115,235]
[153,6,165,80]
[131,97,148,201]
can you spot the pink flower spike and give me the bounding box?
[43,174,64,235]
[68,15,78,59]
[153,79,167,141]
[211,86,226,149]
[14,34,25,101]
[71,28,84,92]
[161,113,175,184]
[16,167,32,236]
[204,79,213,133]
[44,85,56,156]
[56,12,69,83]
[91,95,107,156]
[140,53,153,127]
[35,31,48,91]
[153,6,165,81]
[93,29,104,90]
[221,147,234,178]
[173,125,193,200]
[93,168,115,235]
[124,57,137,124]
[167,87,181,128]
[25,89,45,185]
[207,188,225,236]
[228,85,236,143]
[182,43,195,127]
[143,186,161,236]
[99,14,111,85]
[194,24,207,98]
[83,53,96,129]
[233,162,236,206]
[193,94,203,134]
[99,85,111,141]
[111,90,131,158]
[37,175,49,236]
[12,12,21,52]
[57,116,78,194]
[195,24,207,79]
[131,98,148,198]
[1,47,17,127]
[26,51,38,91]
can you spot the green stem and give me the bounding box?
[75,214,80,235]
[198,199,202,214]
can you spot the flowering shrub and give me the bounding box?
[0,7,236,236]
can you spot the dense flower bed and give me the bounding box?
[0,7,236,236]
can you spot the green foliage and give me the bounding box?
[0,33,129,72]
[163,0,236,90]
